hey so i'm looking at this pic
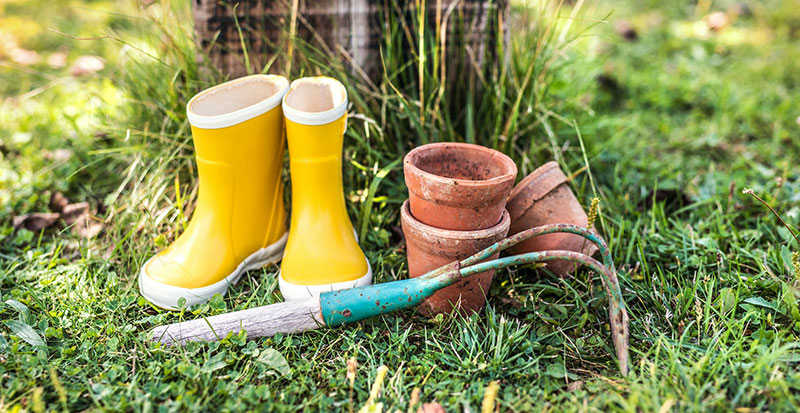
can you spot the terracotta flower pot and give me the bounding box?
[401,200,510,316]
[404,142,517,231]
[506,161,598,276]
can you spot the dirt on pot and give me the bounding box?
[506,161,598,276]
[401,200,510,316]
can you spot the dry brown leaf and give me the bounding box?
[497,297,523,309]
[47,52,67,69]
[73,219,103,239]
[44,149,72,163]
[0,32,19,57]
[70,55,104,76]
[49,192,70,213]
[61,202,89,226]
[101,245,116,260]
[9,48,40,66]
[62,202,103,238]
[567,380,584,392]
[705,12,730,31]
[13,212,60,232]
[417,403,445,413]
[615,21,638,41]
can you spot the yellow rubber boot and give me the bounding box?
[139,74,290,309]
[279,77,371,300]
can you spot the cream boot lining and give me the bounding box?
[190,76,285,117]
[284,78,347,113]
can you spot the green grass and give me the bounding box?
[2,0,800,410]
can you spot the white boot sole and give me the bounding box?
[278,258,373,301]
[138,232,289,310]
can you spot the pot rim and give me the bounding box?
[401,200,510,241]
[404,142,517,188]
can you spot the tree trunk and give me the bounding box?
[193,0,508,82]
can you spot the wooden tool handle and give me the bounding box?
[151,297,324,346]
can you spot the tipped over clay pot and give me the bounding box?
[401,200,510,316]
[404,142,517,231]
[506,161,598,276]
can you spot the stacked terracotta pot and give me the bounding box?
[402,143,598,316]
[402,143,517,316]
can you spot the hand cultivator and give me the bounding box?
[152,223,630,375]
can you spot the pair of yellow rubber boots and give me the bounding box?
[138,75,371,309]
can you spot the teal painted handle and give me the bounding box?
[321,224,615,328]
[320,262,460,326]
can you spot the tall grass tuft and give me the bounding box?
[98,0,206,271]
[286,1,600,167]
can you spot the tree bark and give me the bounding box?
[193,0,508,81]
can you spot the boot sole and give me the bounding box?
[138,232,289,310]
[277,258,373,301]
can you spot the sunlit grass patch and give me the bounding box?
[2,0,800,410]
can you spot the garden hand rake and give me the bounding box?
[151,224,630,375]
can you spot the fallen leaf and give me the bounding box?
[70,55,104,76]
[0,32,19,57]
[62,202,103,238]
[49,192,69,213]
[61,202,89,226]
[44,149,72,163]
[497,297,523,309]
[73,219,103,239]
[98,244,113,260]
[201,353,228,373]
[346,357,357,386]
[13,213,60,232]
[47,52,67,68]
[9,48,40,66]
[360,402,383,413]
[705,12,730,31]
[658,399,677,413]
[615,21,638,41]
[567,380,584,391]
[256,348,290,375]
[418,403,446,413]
[12,132,31,144]
[4,320,45,347]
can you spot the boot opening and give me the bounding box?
[284,78,347,113]
[190,76,288,117]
